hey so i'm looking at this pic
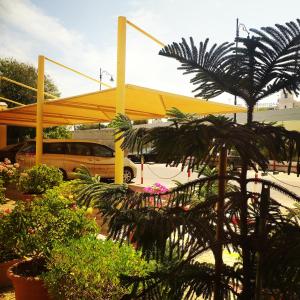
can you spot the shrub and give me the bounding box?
[43,236,156,300]
[0,159,20,184]
[0,208,19,263]
[18,164,63,194]
[0,178,5,204]
[0,187,98,261]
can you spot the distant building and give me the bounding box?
[277,91,300,109]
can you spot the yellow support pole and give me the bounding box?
[0,96,25,106]
[126,20,166,47]
[0,76,57,99]
[44,57,113,89]
[0,103,8,149]
[114,16,127,184]
[0,126,7,149]
[36,55,45,165]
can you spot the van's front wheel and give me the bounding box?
[123,167,133,183]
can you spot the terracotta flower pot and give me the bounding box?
[0,258,21,288]
[7,259,51,300]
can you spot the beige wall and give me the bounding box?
[72,128,115,149]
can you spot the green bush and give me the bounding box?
[0,178,5,204]
[43,236,156,300]
[0,187,98,261]
[18,164,63,194]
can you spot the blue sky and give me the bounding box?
[1,0,300,104]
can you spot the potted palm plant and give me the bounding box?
[82,19,300,300]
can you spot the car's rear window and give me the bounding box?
[66,143,92,156]
[18,143,36,154]
[91,144,113,157]
[43,143,66,154]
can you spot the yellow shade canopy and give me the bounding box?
[0,84,245,128]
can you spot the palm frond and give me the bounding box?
[159,37,241,99]
[249,19,300,99]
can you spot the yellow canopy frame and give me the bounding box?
[0,16,246,183]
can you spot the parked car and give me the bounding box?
[0,142,26,163]
[208,154,243,171]
[128,150,165,164]
[16,140,137,183]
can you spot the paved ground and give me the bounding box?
[131,163,299,207]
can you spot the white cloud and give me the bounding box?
[1,0,294,104]
[0,0,115,97]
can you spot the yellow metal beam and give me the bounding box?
[36,55,45,165]
[0,76,57,99]
[0,96,25,106]
[114,16,127,184]
[126,20,166,47]
[45,57,113,89]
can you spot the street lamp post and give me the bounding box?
[234,18,249,123]
[99,68,114,91]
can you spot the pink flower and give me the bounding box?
[144,183,169,195]
[4,158,11,164]
[3,208,11,214]
[143,187,153,193]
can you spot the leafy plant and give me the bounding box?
[106,109,300,299]
[0,208,19,263]
[0,178,5,204]
[0,159,20,184]
[0,186,98,261]
[43,236,156,300]
[18,164,63,194]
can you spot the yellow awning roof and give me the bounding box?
[0,84,246,127]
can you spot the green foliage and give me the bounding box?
[0,207,19,262]
[0,57,61,143]
[261,224,300,297]
[18,164,63,194]
[133,119,148,125]
[43,236,155,300]
[0,178,5,204]
[76,123,108,130]
[0,187,98,261]
[0,57,60,106]
[44,126,71,139]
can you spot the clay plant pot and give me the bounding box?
[20,193,36,203]
[7,259,51,300]
[0,258,21,288]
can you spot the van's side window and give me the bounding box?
[18,143,36,154]
[43,143,66,154]
[67,143,92,156]
[92,144,113,157]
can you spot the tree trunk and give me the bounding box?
[239,161,252,299]
[247,105,254,124]
[214,145,227,300]
[255,184,270,300]
[240,104,254,299]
